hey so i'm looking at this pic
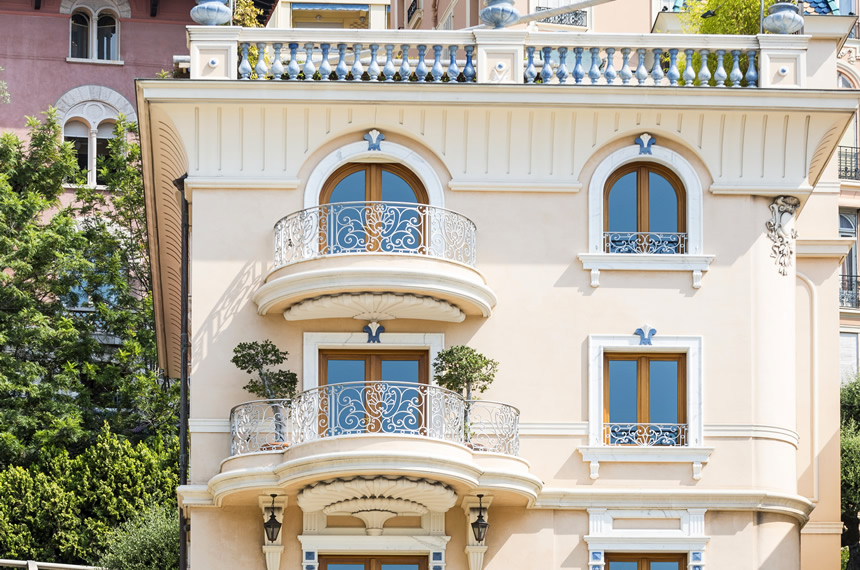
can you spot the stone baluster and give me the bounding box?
[239,42,252,80]
[448,45,460,82]
[541,47,554,84]
[416,45,428,81]
[430,45,443,82]
[382,44,396,82]
[588,47,601,84]
[335,43,348,80]
[683,48,695,86]
[286,43,300,81]
[729,49,742,87]
[255,43,268,80]
[573,47,584,84]
[271,43,284,80]
[604,47,616,84]
[399,44,412,81]
[352,43,364,80]
[525,46,537,83]
[619,48,632,85]
[368,44,380,81]
[319,44,331,81]
[697,49,711,87]
[302,43,316,81]
[635,48,648,85]
[666,48,679,86]
[464,45,475,82]
[556,47,569,84]
[745,50,758,88]
[651,48,664,84]
[714,49,727,87]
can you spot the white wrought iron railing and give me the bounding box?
[229,381,520,456]
[603,231,688,254]
[603,422,688,446]
[273,201,477,269]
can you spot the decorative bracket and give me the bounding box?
[635,133,656,155]
[461,494,492,570]
[363,321,385,343]
[634,325,657,345]
[765,195,800,276]
[364,129,385,151]
[259,494,287,570]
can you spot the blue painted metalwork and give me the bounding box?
[447,45,460,82]
[364,130,385,151]
[729,49,743,87]
[431,45,444,82]
[364,322,385,343]
[464,46,475,82]
[635,133,656,155]
[319,43,331,81]
[287,43,300,81]
[541,46,554,83]
[302,43,316,81]
[271,43,284,80]
[634,325,657,345]
[556,47,569,84]
[604,47,616,84]
[351,43,364,79]
[238,42,252,80]
[525,46,537,83]
[335,43,348,81]
[745,49,758,87]
[714,49,727,87]
[383,44,396,81]
[399,44,412,81]
[588,47,601,84]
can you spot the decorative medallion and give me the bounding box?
[364,129,385,151]
[363,321,385,343]
[634,325,657,345]
[635,133,656,155]
[765,195,800,276]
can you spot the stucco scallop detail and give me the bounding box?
[59,0,131,18]
[283,293,465,322]
[55,86,137,126]
[297,476,457,513]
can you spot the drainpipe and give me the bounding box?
[173,173,190,570]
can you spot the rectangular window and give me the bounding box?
[603,353,686,446]
[320,350,429,436]
[320,556,428,570]
[606,553,687,570]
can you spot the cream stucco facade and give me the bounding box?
[139,13,855,570]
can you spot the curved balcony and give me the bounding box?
[229,381,520,456]
[252,202,497,321]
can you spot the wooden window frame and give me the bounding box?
[606,553,687,570]
[319,350,430,386]
[602,353,687,426]
[319,555,428,570]
[603,163,686,234]
[321,163,428,205]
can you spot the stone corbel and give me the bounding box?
[461,494,492,570]
[259,494,287,570]
[765,195,800,276]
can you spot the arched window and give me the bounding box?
[69,8,120,61]
[64,118,115,186]
[603,163,686,254]
[319,163,429,254]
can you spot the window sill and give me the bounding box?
[66,57,124,66]
[578,253,715,288]
[578,446,713,481]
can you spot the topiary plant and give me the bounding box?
[231,340,298,400]
[433,345,498,401]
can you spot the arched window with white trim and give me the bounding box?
[64,118,116,186]
[68,5,121,62]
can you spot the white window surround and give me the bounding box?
[586,508,707,570]
[581,334,712,481]
[60,0,131,18]
[298,535,449,570]
[302,332,445,390]
[303,139,445,209]
[578,143,714,289]
[67,4,122,62]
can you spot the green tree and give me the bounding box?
[97,504,179,570]
[680,0,779,35]
[844,378,860,569]
[0,66,9,104]
[433,345,499,399]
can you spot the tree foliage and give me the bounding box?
[97,504,179,570]
[0,67,9,104]
[433,345,498,397]
[233,0,264,27]
[843,378,860,569]
[681,0,779,35]
[231,340,298,399]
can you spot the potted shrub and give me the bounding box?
[433,345,498,450]
[231,340,298,450]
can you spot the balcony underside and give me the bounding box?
[253,254,497,320]
[202,435,539,508]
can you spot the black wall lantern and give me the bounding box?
[470,494,489,544]
[263,494,282,543]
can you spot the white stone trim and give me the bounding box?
[302,332,445,390]
[583,143,708,287]
[60,0,131,18]
[298,534,450,553]
[585,334,707,478]
[189,418,230,433]
[56,85,137,126]
[303,140,445,209]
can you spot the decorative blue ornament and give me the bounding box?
[190,0,231,25]
[364,129,385,151]
[635,133,656,155]
[634,325,657,345]
[363,322,385,343]
[479,0,520,29]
